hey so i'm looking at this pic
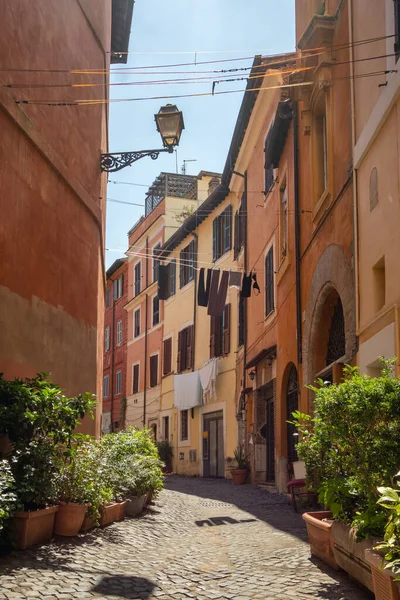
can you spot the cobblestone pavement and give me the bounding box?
[0,476,371,600]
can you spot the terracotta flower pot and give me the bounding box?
[99,502,120,527]
[116,501,128,521]
[231,469,248,485]
[126,495,146,517]
[302,511,339,570]
[80,514,95,532]
[54,502,88,537]
[365,549,400,600]
[332,521,378,592]
[11,506,59,550]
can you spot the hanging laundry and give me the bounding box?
[173,371,202,409]
[158,264,169,300]
[198,268,212,307]
[207,270,229,317]
[199,358,218,404]
[252,272,261,294]
[229,271,243,289]
[240,271,253,298]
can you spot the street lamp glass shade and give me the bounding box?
[155,104,184,149]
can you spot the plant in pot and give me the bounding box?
[0,459,16,554]
[145,456,164,504]
[292,360,400,589]
[231,447,250,485]
[0,373,96,549]
[156,440,173,474]
[55,437,110,536]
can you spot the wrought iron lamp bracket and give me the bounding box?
[100,147,173,173]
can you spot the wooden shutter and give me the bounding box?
[177,331,182,372]
[223,304,231,355]
[265,247,275,316]
[234,210,239,259]
[163,338,172,375]
[113,280,118,300]
[121,274,124,296]
[170,260,176,296]
[187,325,193,369]
[212,218,218,261]
[150,355,158,387]
[179,249,185,288]
[210,316,216,358]
[133,364,139,393]
[223,206,232,253]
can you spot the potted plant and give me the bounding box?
[231,447,250,485]
[0,459,16,552]
[292,361,400,589]
[55,437,109,536]
[364,481,400,600]
[0,373,95,548]
[156,440,173,474]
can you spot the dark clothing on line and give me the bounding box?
[229,271,243,288]
[240,272,252,298]
[207,270,229,317]
[198,268,212,307]
[252,272,261,294]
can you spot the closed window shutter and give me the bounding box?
[223,304,231,355]
[170,260,176,295]
[210,316,216,358]
[212,218,218,261]
[179,249,185,287]
[163,338,172,375]
[113,280,118,300]
[177,331,182,372]
[150,355,158,387]
[133,364,139,393]
[223,206,232,253]
[234,210,239,259]
[265,248,275,315]
[121,274,124,295]
[187,325,193,369]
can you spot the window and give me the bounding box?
[213,205,232,261]
[106,288,111,308]
[280,182,288,257]
[103,375,109,398]
[313,93,329,202]
[113,275,124,301]
[166,260,176,298]
[150,355,158,387]
[238,296,245,347]
[177,325,194,372]
[373,256,385,313]
[180,241,195,288]
[163,416,169,441]
[370,167,379,211]
[153,243,161,283]
[116,320,123,345]
[163,337,172,375]
[134,262,141,297]
[395,0,400,60]
[134,309,140,338]
[116,370,122,395]
[105,326,110,351]
[234,196,245,259]
[181,409,188,441]
[132,364,139,394]
[265,247,275,317]
[264,128,274,193]
[152,296,160,326]
[210,304,231,358]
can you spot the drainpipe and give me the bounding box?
[293,102,302,365]
[191,232,198,372]
[110,286,116,432]
[143,237,149,427]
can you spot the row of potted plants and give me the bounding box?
[292,359,400,600]
[0,373,164,552]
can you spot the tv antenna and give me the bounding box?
[181,159,197,175]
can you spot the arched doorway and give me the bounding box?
[286,365,298,464]
[314,290,346,383]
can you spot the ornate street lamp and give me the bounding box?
[100,104,184,173]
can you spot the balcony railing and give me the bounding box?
[145,173,197,216]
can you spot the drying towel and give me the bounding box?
[208,270,229,316]
[158,264,169,300]
[173,371,202,409]
[229,271,243,289]
[198,268,212,307]
[199,358,218,404]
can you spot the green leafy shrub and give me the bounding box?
[0,460,16,533]
[156,440,173,468]
[292,362,400,539]
[375,479,400,580]
[233,446,250,470]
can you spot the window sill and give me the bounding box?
[312,188,331,224]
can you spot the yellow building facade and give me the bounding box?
[159,184,242,477]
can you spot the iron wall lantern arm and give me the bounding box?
[100,147,174,173]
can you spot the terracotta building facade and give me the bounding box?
[0,0,133,436]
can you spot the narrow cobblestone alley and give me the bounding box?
[0,477,371,600]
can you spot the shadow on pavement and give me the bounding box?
[165,475,308,541]
[92,575,156,598]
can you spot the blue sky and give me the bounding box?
[106,0,295,267]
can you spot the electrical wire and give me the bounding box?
[109,180,151,187]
